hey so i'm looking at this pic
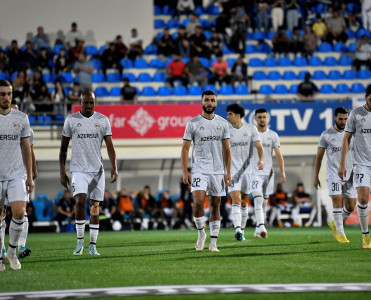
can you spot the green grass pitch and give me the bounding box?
[1,227,371,299]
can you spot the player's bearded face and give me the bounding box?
[0,86,12,110]
[202,104,215,114]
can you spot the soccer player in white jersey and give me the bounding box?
[59,90,118,256]
[338,85,371,249]
[251,108,286,238]
[0,80,34,271]
[313,107,356,243]
[181,90,232,252]
[226,103,264,241]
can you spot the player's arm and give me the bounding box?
[222,139,232,187]
[30,144,38,180]
[181,140,192,185]
[104,135,118,183]
[313,147,325,190]
[21,137,34,194]
[254,140,264,170]
[59,136,71,188]
[338,131,352,180]
[274,147,286,183]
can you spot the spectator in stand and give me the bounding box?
[303,26,317,59]
[176,25,190,57]
[70,39,86,64]
[362,0,371,32]
[7,40,22,74]
[325,10,348,45]
[297,73,319,100]
[268,183,290,228]
[215,11,231,45]
[160,190,179,229]
[50,80,65,114]
[272,26,289,57]
[231,2,248,55]
[230,56,248,86]
[99,190,123,231]
[291,182,317,227]
[101,42,122,76]
[22,41,38,71]
[128,28,143,62]
[0,50,7,73]
[208,30,223,57]
[120,78,138,102]
[32,26,51,53]
[167,53,188,87]
[73,53,93,90]
[179,172,193,228]
[312,14,327,44]
[37,47,51,72]
[54,48,69,75]
[66,22,84,49]
[134,185,156,219]
[286,0,300,31]
[353,35,371,71]
[186,13,201,35]
[115,35,128,59]
[271,0,285,31]
[67,82,81,104]
[348,14,361,33]
[30,73,51,113]
[116,188,136,220]
[211,53,230,86]
[185,55,208,88]
[257,0,270,32]
[290,26,304,57]
[190,25,210,58]
[12,70,29,105]
[158,28,176,57]
[55,190,76,230]
[176,0,195,18]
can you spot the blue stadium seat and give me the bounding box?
[285,30,293,38]
[335,84,350,94]
[0,72,8,80]
[343,70,357,80]
[345,29,356,39]
[235,84,249,95]
[253,71,266,80]
[203,84,218,92]
[347,3,361,14]
[137,72,152,82]
[249,58,263,67]
[264,57,277,67]
[120,58,133,68]
[33,194,53,221]
[308,56,322,66]
[153,72,166,82]
[199,57,209,68]
[110,87,121,96]
[348,42,357,52]
[157,86,172,96]
[333,42,348,53]
[267,31,276,40]
[144,44,158,55]
[267,71,281,80]
[122,72,136,82]
[173,85,187,96]
[289,84,298,94]
[205,5,220,14]
[188,85,203,96]
[155,32,164,41]
[293,56,307,66]
[106,72,121,83]
[43,73,56,83]
[10,72,18,82]
[324,57,338,66]
[149,58,164,68]
[257,43,272,53]
[328,70,342,80]
[274,85,289,94]
[182,18,191,27]
[134,58,148,69]
[220,84,234,95]
[142,86,156,96]
[52,44,66,56]
[164,58,173,68]
[199,19,211,29]
[351,83,365,93]
[358,69,371,79]
[94,87,109,97]
[91,72,105,83]
[203,30,212,40]
[318,42,333,52]
[195,5,204,15]
[85,45,98,56]
[63,87,72,96]
[259,85,273,95]
[356,28,371,39]
[154,19,166,29]
[39,115,52,127]
[252,31,266,40]
[320,84,335,94]
[245,44,257,54]
[222,44,234,54]
[225,58,236,68]
[312,70,327,80]
[298,71,308,80]
[48,87,55,94]
[90,58,102,69]
[154,5,162,15]
[99,45,107,55]
[167,18,180,29]
[60,72,74,83]
[278,56,292,66]
[339,56,352,66]
[283,71,296,80]
[162,4,174,15]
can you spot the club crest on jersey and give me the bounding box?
[361,118,366,123]
[95,122,101,130]
[243,133,248,137]
[216,125,222,132]
[13,121,20,130]
[331,138,336,142]
[200,126,204,130]
[77,123,82,127]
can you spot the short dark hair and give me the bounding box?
[72,22,77,27]
[334,107,348,116]
[201,90,217,100]
[0,79,11,87]
[123,77,130,82]
[144,185,150,190]
[305,73,311,81]
[226,103,245,118]
[297,182,304,187]
[255,108,267,115]
[366,84,371,96]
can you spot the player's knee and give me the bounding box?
[346,201,356,212]
[89,200,99,216]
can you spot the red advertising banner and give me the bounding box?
[72,104,201,139]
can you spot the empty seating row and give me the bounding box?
[249,55,353,67]
[154,5,220,16]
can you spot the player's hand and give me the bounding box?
[111,168,118,183]
[257,160,264,170]
[60,174,70,189]
[183,172,192,185]
[33,171,38,180]
[25,177,34,194]
[338,165,346,180]
[225,173,232,187]
[280,173,286,183]
[313,177,320,190]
